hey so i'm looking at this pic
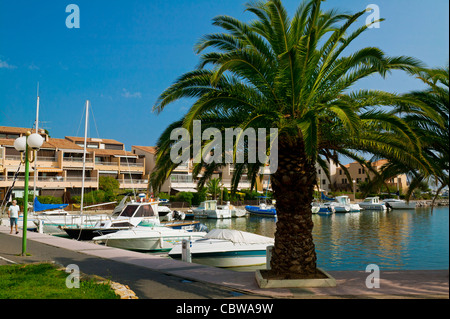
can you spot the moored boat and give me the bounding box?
[359,197,387,211]
[92,226,207,251]
[168,229,274,268]
[383,198,417,210]
[331,195,361,213]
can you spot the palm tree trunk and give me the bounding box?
[269,135,319,278]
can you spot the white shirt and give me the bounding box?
[8,205,20,218]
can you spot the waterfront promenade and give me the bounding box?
[0,225,448,299]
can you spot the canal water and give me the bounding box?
[199,206,449,271]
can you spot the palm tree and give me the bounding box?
[151,0,432,278]
[206,178,223,200]
[369,66,449,206]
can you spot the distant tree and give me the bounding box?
[206,178,222,200]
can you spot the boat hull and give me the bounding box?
[244,206,277,217]
[171,250,268,268]
[93,228,207,251]
[359,204,387,211]
[383,201,416,210]
[169,230,274,268]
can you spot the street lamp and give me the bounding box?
[14,131,44,256]
[352,179,356,202]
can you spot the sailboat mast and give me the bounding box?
[80,100,89,213]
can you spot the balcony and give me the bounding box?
[0,175,98,189]
[170,174,197,190]
[63,156,94,169]
[120,179,148,190]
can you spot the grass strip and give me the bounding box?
[0,263,120,299]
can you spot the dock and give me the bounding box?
[0,225,448,300]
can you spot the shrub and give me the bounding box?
[192,188,207,206]
[175,192,194,205]
[37,196,63,204]
[99,176,120,193]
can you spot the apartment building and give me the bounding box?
[132,146,263,195]
[1,126,410,202]
[0,126,146,202]
[332,159,409,192]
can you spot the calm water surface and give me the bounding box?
[200,206,449,271]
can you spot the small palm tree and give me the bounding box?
[206,178,223,200]
[151,0,432,278]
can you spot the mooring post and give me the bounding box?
[182,239,192,263]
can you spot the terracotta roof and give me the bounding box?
[47,138,83,150]
[0,138,54,149]
[0,126,47,135]
[65,136,124,145]
[132,145,157,154]
[371,159,389,167]
[0,138,15,146]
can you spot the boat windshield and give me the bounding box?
[134,204,155,217]
[119,204,156,217]
[120,205,139,217]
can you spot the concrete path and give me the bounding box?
[0,226,448,299]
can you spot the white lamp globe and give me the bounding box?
[27,133,44,150]
[14,136,27,152]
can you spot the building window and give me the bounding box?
[322,179,326,186]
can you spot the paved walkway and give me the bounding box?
[0,226,448,299]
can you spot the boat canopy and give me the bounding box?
[321,192,335,201]
[204,229,274,245]
[33,197,68,212]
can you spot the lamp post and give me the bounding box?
[352,179,356,202]
[14,131,44,256]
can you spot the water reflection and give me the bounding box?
[201,207,449,271]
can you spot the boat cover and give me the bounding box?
[34,197,68,212]
[204,229,274,245]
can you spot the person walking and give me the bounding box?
[8,200,20,234]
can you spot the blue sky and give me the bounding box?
[0,0,448,150]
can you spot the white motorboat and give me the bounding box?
[157,205,174,221]
[61,200,161,240]
[383,198,417,210]
[193,200,245,219]
[92,226,207,251]
[331,195,361,213]
[34,211,109,235]
[168,229,274,268]
[359,197,387,211]
[191,200,212,218]
[231,206,247,218]
[207,201,232,219]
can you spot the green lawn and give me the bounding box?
[0,263,120,299]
